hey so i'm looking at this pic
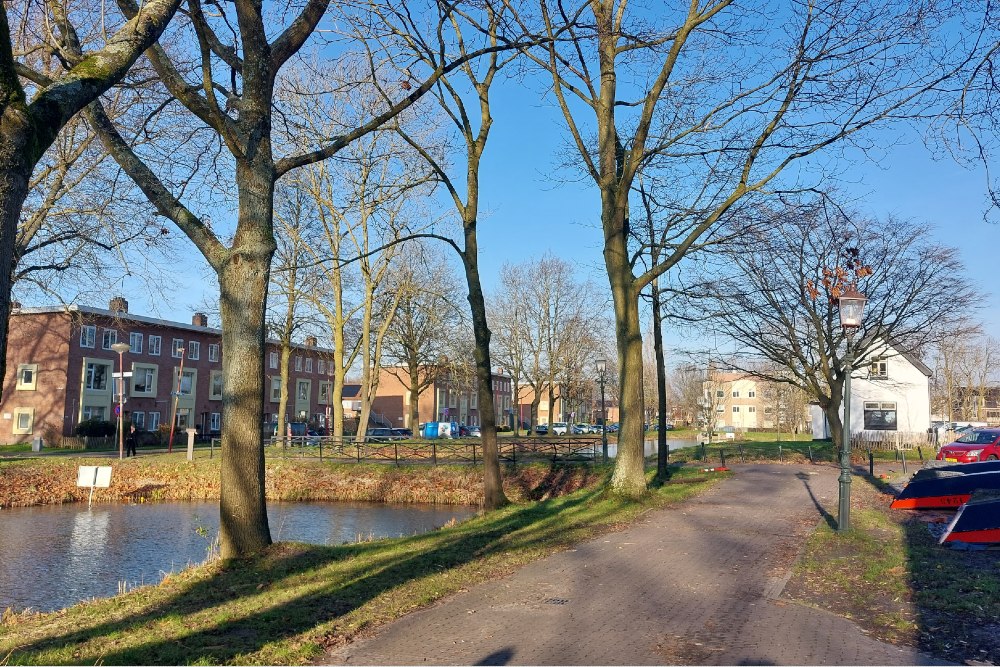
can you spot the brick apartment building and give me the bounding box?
[370,366,514,430]
[1,299,335,444]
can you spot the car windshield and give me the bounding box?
[955,431,999,445]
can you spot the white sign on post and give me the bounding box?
[77,465,112,508]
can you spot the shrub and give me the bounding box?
[75,419,115,437]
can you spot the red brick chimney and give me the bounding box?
[109,296,128,313]
[192,312,208,327]
[305,336,318,347]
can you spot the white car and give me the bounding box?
[552,422,568,435]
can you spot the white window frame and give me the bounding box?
[297,379,310,401]
[294,355,302,371]
[319,381,331,405]
[132,411,145,429]
[188,340,200,360]
[732,390,740,398]
[748,390,756,398]
[148,412,160,430]
[305,357,313,373]
[318,359,326,375]
[171,338,184,358]
[178,369,196,395]
[148,335,161,356]
[132,365,157,396]
[13,407,34,434]
[209,370,223,400]
[80,325,96,348]
[271,377,281,402]
[129,332,143,354]
[208,343,219,362]
[270,351,278,369]
[869,357,888,379]
[732,406,741,413]
[748,406,756,413]
[101,329,117,350]
[210,412,221,432]
[85,360,111,391]
[16,363,37,391]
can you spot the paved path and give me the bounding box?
[324,464,947,666]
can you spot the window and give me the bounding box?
[85,361,110,390]
[208,344,219,362]
[16,364,37,391]
[716,390,724,398]
[188,340,200,360]
[732,406,741,413]
[318,359,326,375]
[470,392,478,409]
[12,408,34,434]
[319,382,331,404]
[869,357,888,379]
[210,370,223,400]
[80,325,96,348]
[271,377,281,402]
[132,412,145,429]
[305,357,313,373]
[297,380,310,401]
[82,405,107,421]
[149,335,161,356]
[270,352,278,369]
[101,329,117,350]
[732,390,740,398]
[748,406,756,413]
[178,369,195,395]
[294,355,302,371]
[863,401,897,430]
[210,413,221,432]
[148,412,160,430]
[172,339,184,358]
[129,332,143,354]
[132,365,156,395]
[748,390,756,398]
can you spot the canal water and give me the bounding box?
[0,500,476,614]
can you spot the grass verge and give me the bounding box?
[0,465,724,666]
[782,472,1000,665]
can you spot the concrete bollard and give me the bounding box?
[186,428,197,462]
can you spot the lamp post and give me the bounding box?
[596,358,608,462]
[837,287,867,533]
[111,342,131,460]
[168,344,186,453]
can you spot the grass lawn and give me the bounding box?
[0,464,724,665]
[783,472,1000,665]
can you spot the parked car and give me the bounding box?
[366,427,395,442]
[936,428,1000,463]
[534,424,548,435]
[391,428,413,439]
[551,422,568,435]
[467,425,481,437]
[274,421,320,444]
[572,423,588,434]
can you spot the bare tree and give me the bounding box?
[527,0,982,497]
[383,247,463,431]
[683,202,977,453]
[668,363,706,428]
[0,0,182,392]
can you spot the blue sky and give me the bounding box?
[119,55,1000,347]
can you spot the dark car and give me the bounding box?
[391,428,413,439]
[366,427,395,442]
[534,424,548,435]
[937,428,1000,463]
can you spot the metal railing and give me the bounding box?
[264,436,603,466]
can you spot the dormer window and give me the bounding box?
[869,357,888,379]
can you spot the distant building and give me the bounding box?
[1,299,334,444]
[368,366,514,429]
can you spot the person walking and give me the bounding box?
[126,425,138,457]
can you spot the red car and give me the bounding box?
[936,428,1000,463]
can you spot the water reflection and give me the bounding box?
[0,500,475,613]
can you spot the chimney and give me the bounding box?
[109,296,128,313]
[305,335,318,347]
[10,301,20,311]
[192,312,208,327]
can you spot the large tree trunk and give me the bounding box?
[218,161,276,559]
[408,358,420,431]
[462,239,508,510]
[605,194,647,498]
[277,342,291,436]
[0,133,31,397]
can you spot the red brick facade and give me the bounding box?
[1,303,334,444]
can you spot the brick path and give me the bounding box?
[323,464,949,666]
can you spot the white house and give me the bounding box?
[810,341,931,440]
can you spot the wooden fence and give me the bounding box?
[850,430,943,451]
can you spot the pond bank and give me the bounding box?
[0,456,606,508]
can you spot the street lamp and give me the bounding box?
[596,358,608,463]
[111,341,131,460]
[837,286,867,533]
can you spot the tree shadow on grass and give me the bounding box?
[6,491,606,665]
